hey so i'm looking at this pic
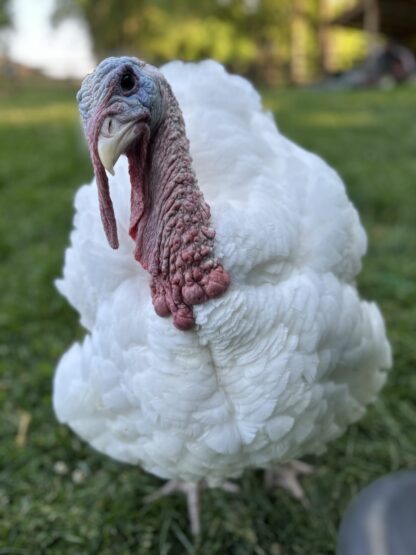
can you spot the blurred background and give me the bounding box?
[0,1,415,554]
[2,0,416,87]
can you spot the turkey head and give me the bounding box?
[77,57,230,330]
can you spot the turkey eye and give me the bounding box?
[120,72,135,93]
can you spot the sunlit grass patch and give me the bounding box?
[297,111,376,128]
[0,102,77,126]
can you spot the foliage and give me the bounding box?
[53,0,294,82]
[53,0,344,84]
[53,0,372,84]
[326,0,368,72]
[1,78,415,554]
[329,28,367,71]
[0,0,11,29]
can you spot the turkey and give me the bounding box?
[54,57,392,534]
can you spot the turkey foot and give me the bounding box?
[264,460,314,507]
[144,479,239,535]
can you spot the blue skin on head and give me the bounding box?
[77,56,164,134]
[76,57,167,249]
[75,57,231,330]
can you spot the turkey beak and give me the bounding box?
[97,117,139,175]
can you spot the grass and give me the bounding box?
[0,77,415,555]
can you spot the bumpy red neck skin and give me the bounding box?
[127,84,230,330]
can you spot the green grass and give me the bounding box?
[1,79,416,555]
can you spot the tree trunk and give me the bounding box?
[317,0,330,76]
[290,0,307,84]
[363,0,380,52]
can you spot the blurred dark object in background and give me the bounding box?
[319,40,416,89]
[371,41,416,84]
[337,470,416,555]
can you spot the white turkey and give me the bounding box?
[53,57,392,534]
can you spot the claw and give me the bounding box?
[144,479,239,536]
[264,460,314,508]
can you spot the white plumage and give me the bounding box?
[54,60,391,486]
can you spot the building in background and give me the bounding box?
[332,0,416,51]
[328,0,416,87]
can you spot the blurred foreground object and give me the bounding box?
[337,470,416,555]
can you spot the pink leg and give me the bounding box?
[144,479,239,536]
[264,460,314,507]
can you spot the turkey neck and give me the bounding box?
[128,84,208,271]
[127,82,230,330]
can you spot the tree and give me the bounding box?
[0,0,11,28]
[53,0,370,85]
[54,0,296,84]
[0,0,12,57]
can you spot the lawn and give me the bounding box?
[0,78,415,555]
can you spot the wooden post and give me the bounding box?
[290,0,307,84]
[363,0,380,52]
[318,0,330,76]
